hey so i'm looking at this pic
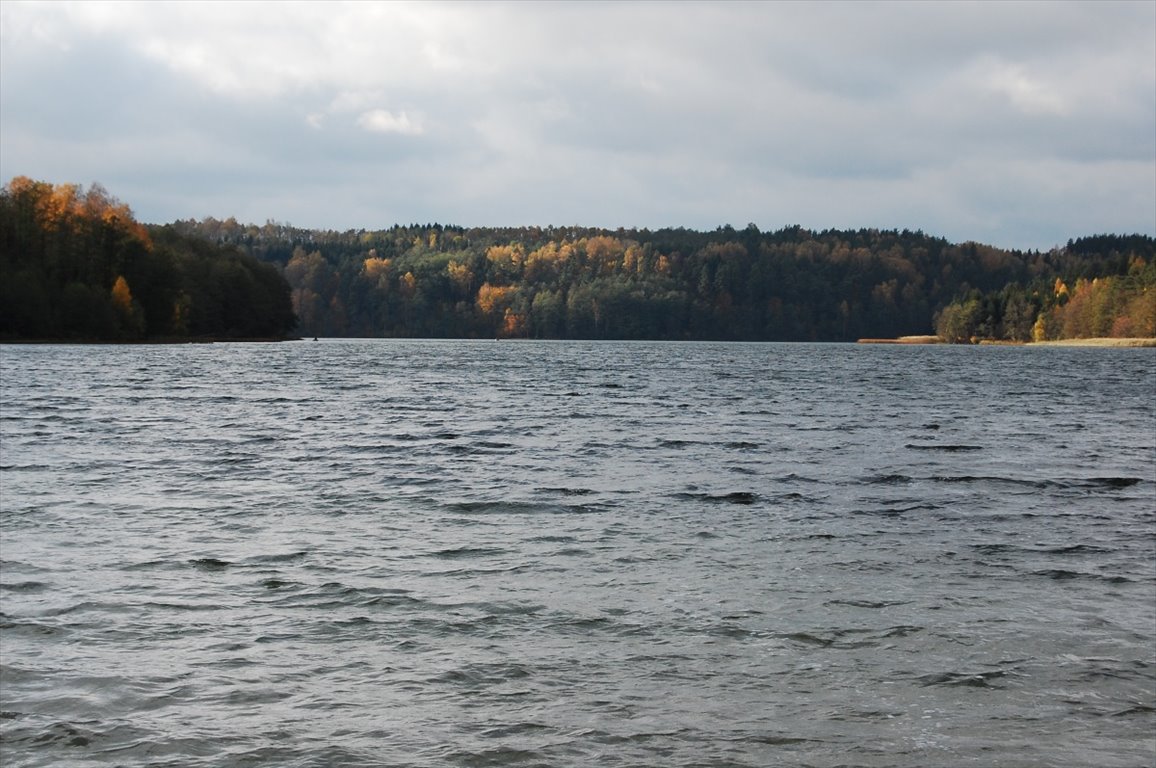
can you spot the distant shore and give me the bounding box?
[1027,338,1156,348]
[859,336,1156,347]
[856,335,943,345]
[0,336,300,345]
[4,335,1152,347]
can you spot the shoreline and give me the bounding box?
[3,336,1152,347]
[857,335,942,345]
[859,336,1156,347]
[0,336,301,345]
[1027,338,1156,348]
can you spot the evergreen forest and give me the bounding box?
[1,177,1152,343]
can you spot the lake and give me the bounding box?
[1,339,1153,767]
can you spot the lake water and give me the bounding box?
[1,339,1154,768]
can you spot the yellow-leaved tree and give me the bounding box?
[110,275,144,338]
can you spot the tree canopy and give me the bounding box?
[0,177,296,341]
[933,237,1155,343]
[168,217,1153,342]
[3,177,1151,343]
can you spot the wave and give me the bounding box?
[431,661,536,687]
[428,546,509,559]
[1031,569,1133,584]
[445,441,516,455]
[777,625,923,649]
[5,340,1155,768]
[917,668,1019,688]
[446,500,602,515]
[855,473,1148,493]
[935,475,1145,490]
[860,473,914,485]
[825,599,912,609]
[263,582,426,611]
[853,502,941,517]
[904,443,983,452]
[671,491,759,505]
[537,486,595,496]
[970,543,1114,556]
[0,580,50,593]
[0,616,67,638]
[188,557,231,570]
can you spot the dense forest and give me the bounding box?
[169,216,1153,342]
[1,177,1152,343]
[0,178,296,341]
[934,237,1155,342]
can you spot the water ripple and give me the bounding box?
[1,339,1153,768]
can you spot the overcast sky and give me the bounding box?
[1,1,1153,250]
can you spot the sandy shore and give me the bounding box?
[857,335,942,344]
[859,336,1156,347]
[1028,338,1156,348]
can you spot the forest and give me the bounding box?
[0,177,296,341]
[169,216,1153,343]
[1,176,1152,343]
[933,237,1155,343]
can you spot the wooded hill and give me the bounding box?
[1,177,1151,343]
[0,178,296,341]
[170,216,1153,342]
[934,236,1154,342]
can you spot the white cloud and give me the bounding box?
[356,109,423,136]
[980,60,1069,116]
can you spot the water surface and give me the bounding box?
[1,340,1154,767]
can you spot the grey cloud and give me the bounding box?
[0,1,1151,248]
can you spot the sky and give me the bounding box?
[1,1,1153,251]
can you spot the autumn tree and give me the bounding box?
[110,275,144,338]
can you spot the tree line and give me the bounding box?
[933,237,1155,342]
[170,216,1152,342]
[2,177,1151,343]
[0,177,296,341]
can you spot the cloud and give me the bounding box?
[0,0,1152,248]
[356,109,423,136]
[978,60,1069,117]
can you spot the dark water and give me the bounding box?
[1,339,1153,768]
